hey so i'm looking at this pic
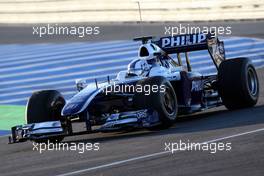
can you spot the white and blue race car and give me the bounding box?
[9,33,259,143]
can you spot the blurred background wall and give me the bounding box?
[0,0,263,23]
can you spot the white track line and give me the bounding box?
[0,39,262,68]
[56,127,264,176]
[0,65,126,86]
[0,60,263,104]
[0,73,117,93]
[0,38,264,104]
[0,37,241,62]
[0,40,134,62]
[0,41,136,63]
[1,45,263,85]
[0,57,134,79]
[0,39,262,78]
[1,49,263,87]
[1,43,264,78]
[0,57,263,104]
[0,48,137,68]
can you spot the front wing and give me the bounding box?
[8,109,159,144]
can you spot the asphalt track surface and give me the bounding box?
[0,21,264,176]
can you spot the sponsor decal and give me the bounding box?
[191,80,203,91]
[160,33,207,48]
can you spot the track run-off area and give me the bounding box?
[0,37,263,105]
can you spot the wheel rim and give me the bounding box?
[52,97,65,118]
[163,86,176,115]
[247,67,258,96]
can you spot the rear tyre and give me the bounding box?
[134,76,178,129]
[218,58,259,110]
[26,90,66,143]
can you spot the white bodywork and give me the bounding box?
[117,42,184,81]
[77,42,201,90]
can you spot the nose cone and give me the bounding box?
[61,85,99,116]
[62,101,84,116]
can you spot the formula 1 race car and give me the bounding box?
[9,33,259,143]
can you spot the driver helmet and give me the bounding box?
[138,43,163,66]
[127,59,150,76]
[127,43,164,76]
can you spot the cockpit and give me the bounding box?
[127,43,179,77]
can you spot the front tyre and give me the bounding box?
[134,76,178,129]
[26,90,66,143]
[218,58,259,110]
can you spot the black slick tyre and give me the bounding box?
[218,58,259,110]
[26,90,66,143]
[134,76,178,129]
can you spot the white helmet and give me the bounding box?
[138,43,163,60]
[127,59,150,76]
[127,43,164,76]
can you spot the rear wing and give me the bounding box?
[152,33,226,68]
[152,33,212,53]
[134,33,226,69]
